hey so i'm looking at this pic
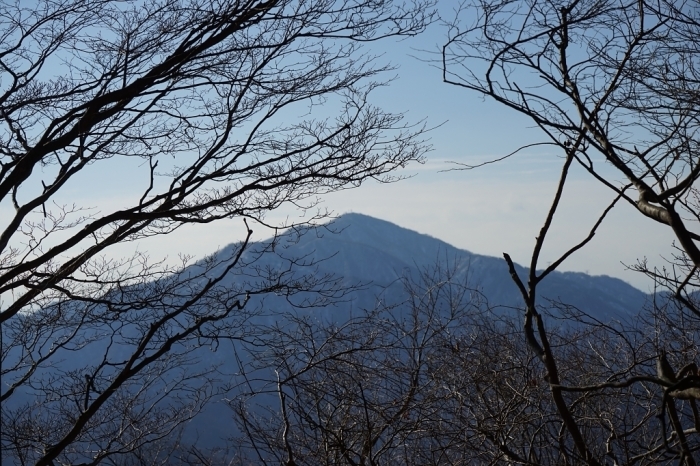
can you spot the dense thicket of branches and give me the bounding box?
[0,1,433,464]
[231,265,486,465]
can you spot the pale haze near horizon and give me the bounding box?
[60,15,675,293]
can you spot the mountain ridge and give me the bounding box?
[257,213,648,318]
[329,212,640,289]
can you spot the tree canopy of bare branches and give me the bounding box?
[440,0,700,463]
[0,1,433,464]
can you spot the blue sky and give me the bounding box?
[49,10,675,293]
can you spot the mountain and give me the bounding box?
[1,213,650,462]
[176,213,649,449]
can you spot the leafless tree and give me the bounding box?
[0,0,434,464]
[440,0,700,463]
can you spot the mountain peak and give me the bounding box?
[322,212,468,265]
